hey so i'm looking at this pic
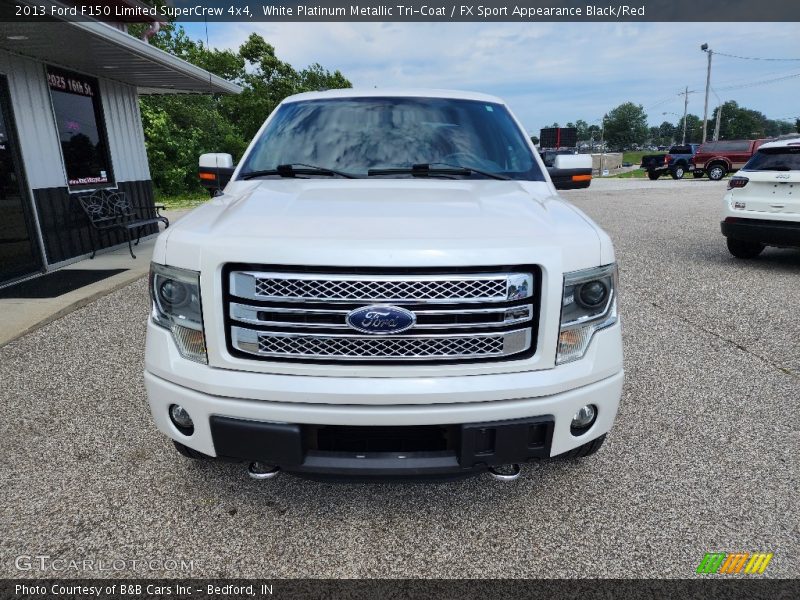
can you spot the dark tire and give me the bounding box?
[707,163,727,181]
[559,434,606,459]
[647,171,660,180]
[726,237,765,259]
[671,165,686,180]
[693,171,704,179]
[173,440,211,460]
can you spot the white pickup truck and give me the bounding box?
[145,89,623,481]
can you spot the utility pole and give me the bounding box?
[681,86,689,145]
[701,44,712,143]
[714,103,722,141]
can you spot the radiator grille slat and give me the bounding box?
[254,277,507,302]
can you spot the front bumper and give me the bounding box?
[144,367,623,476]
[721,218,800,247]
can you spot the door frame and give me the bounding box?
[0,73,45,287]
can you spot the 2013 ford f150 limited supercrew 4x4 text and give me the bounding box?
[145,89,624,480]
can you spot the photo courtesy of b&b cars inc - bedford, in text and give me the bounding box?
[0,0,798,599]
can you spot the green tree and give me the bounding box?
[679,114,703,144]
[603,102,648,151]
[574,119,589,141]
[711,101,768,140]
[140,26,351,195]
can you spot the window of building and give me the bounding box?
[47,67,113,188]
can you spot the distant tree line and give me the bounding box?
[547,101,797,152]
[139,25,351,195]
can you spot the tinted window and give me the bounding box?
[742,147,800,171]
[700,140,752,153]
[240,97,544,180]
[48,67,113,188]
[668,145,692,154]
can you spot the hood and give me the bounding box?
[160,179,604,271]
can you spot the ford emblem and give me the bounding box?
[346,305,416,335]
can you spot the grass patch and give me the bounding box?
[155,191,210,211]
[612,168,649,179]
[622,151,648,166]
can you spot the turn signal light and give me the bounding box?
[199,171,216,181]
[728,177,749,190]
[571,174,592,182]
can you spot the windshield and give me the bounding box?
[742,147,800,171]
[238,97,544,180]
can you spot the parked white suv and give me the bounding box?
[722,137,800,258]
[145,89,624,480]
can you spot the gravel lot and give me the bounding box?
[1,178,798,579]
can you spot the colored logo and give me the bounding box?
[346,305,416,335]
[696,552,773,575]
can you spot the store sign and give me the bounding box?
[47,71,95,97]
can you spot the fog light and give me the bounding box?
[169,404,194,435]
[570,404,596,436]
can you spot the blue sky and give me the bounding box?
[183,21,800,135]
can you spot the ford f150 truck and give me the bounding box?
[693,139,770,181]
[640,144,699,180]
[145,89,624,481]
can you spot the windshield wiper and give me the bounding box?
[367,163,510,180]
[240,163,358,180]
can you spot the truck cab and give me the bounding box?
[144,89,624,480]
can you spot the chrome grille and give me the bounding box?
[232,328,529,361]
[255,276,505,302]
[232,271,532,304]
[225,267,537,364]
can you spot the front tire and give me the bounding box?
[559,434,606,459]
[707,163,727,181]
[726,237,765,259]
[173,440,212,460]
[647,171,660,180]
[671,166,685,179]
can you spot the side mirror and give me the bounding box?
[553,154,591,170]
[549,154,593,190]
[198,153,235,195]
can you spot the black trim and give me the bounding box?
[720,218,800,248]
[33,180,158,264]
[548,166,592,190]
[221,263,541,365]
[210,415,554,477]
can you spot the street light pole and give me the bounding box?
[701,43,712,143]
[681,85,689,145]
[599,114,606,176]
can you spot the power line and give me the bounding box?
[714,51,800,62]
[715,72,800,92]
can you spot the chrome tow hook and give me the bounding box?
[487,464,522,481]
[247,462,281,480]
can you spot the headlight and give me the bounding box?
[557,263,618,364]
[149,263,207,364]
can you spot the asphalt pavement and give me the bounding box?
[1,178,797,579]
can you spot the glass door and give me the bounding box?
[0,75,42,285]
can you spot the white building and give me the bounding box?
[0,0,240,287]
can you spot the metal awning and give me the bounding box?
[0,1,241,94]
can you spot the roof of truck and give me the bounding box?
[282,88,506,104]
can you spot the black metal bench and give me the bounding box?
[76,189,169,259]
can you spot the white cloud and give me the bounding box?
[193,21,800,132]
